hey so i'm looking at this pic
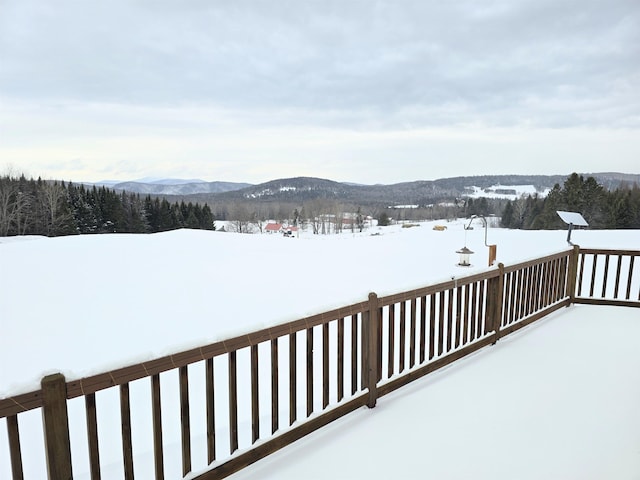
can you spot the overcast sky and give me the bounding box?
[1,0,639,184]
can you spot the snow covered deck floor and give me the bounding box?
[229,305,640,480]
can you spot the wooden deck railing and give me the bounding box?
[574,248,640,307]
[1,246,638,480]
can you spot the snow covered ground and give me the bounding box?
[1,221,638,479]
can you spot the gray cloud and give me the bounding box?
[1,0,638,129]
[1,0,639,184]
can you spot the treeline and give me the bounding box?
[0,175,215,237]
[501,173,640,229]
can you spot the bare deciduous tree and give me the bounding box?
[40,181,72,236]
[0,179,33,236]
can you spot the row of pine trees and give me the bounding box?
[0,175,215,237]
[2,172,638,237]
[501,173,640,229]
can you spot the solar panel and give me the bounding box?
[556,211,589,227]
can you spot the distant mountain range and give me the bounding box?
[97,179,252,195]
[94,172,640,207]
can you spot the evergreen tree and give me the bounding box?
[377,212,390,226]
[531,184,564,229]
[201,204,215,230]
[501,201,514,228]
[501,173,638,230]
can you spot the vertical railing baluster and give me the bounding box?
[399,302,407,371]
[289,333,297,426]
[387,305,395,378]
[409,298,417,368]
[577,253,586,296]
[350,315,358,395]
[271,339,279,434]
[179,366,192,475]
[151,374,164,480]
[250,345,259,444]
[543,260,552,307]
[454,286,462,348]
[549,259,565,303]
[120,383,134,480]
[544,262,552,307]
[576,253,585,297]
[614,255,623,299]
[464,284,472,342]
[419,296,427,363]
[510,270,519,323]
[525,266,533,317]
[537,261,544,308]
[377,306,383,382]
[560,255,569,301]
[517,269,525,319]
[206,358,216,463]
[486,276,496,339]
[627,256,635,300]
[7,415,24,480]
[306,328,314,417]
[228,352,238,454]
[478,280,486,337]
[589,254,598,297]
[428,293,436,360]
[338,318,345,400]
[516,269,524,321]
[361,313,367,390]
[531,263,541,312]
[322,323,330,409]
[556,257,565,302]
[601,254,610,298]
[538,262,546,308]
[503,272,512,324]
[85,393,101,480]
[446,289,454,350]
[438,292,445,355]
[469,282,478,338]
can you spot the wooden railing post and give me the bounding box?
[494,263,504,343]
[41,373,72,480]
[366,292,380,408]
[567,245,580,305]
[487,264,504,345]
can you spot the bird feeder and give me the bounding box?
[465,215,497,266]
[456,246,474,266]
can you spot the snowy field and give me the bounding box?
[1,221,638,479]
[465,184,550,200]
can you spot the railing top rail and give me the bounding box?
[61,299,369,399]
[378,269,499,307]
[0,300,369,412]
[0,388,43,417]
[578,248,640,256]
[503,249,573,274]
